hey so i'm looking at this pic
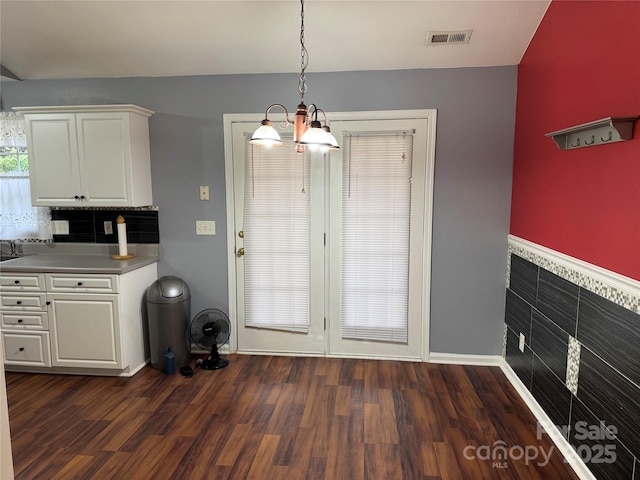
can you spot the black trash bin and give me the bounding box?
[146,276,191,371]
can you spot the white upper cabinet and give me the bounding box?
[16,105,154,207]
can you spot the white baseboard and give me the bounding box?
[235,350,325,358]
[428,352,503,366]
[500,361,597,480]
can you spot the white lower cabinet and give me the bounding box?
[0,264,157,376]
[48,293,122,369]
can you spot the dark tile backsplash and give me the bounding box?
[530,310,568,382]
[569,398,636,480]
[51,208,159,244]
[577,347,640,460]
[505,289,532,343]
[505,327,533,390]
[509,255,538,305]
[504,253,640,480]
[536,268,579,337]
[530,355,572,436]
[51,209,95,243]
[577,289,640,388]
[94,210,159,244]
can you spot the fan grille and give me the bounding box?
[190,308,230,350]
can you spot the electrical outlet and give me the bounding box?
[199,185,210,201]
[519,333,525,352]
[51,220,69,235]
[104,220,113,235]
[196,220,216,235]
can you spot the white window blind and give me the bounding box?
[341,131,414,343]
[243,138,310,333]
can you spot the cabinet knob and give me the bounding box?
[17,319,23,323]
[80,195,86,200]
[74,195,80,200]
[16,300,22,305]
[14,280,20,284]
[46,301,51,305]
[77,282,83,286]
[19,347,25,352]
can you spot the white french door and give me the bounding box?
[224,111,436,360]
[229,123,325,355]
[327,119,430,360]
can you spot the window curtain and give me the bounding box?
[0,112,52,240]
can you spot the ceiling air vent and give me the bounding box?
[426,30,473,46]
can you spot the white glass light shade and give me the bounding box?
[322,126,340,150]
[299,125,332,148]
[249,124,283,146]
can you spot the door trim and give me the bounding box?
[223,109,437,360]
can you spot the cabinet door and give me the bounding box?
[25,113,82,207]
[48,293,124,369]
[76,112,133,206]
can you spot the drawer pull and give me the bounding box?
[77,282,84,286]
[19,347,25,352]
[46,301,51,306]
[14,280,20,284]
[17,319,23,323]
[16,300,22,305]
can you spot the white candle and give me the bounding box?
[116,215,128,256]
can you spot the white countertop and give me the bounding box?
[0,254,159,274]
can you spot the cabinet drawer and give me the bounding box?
[0,293,47,310]
[2,331,51,367]
[0,273,46,292]
[1,311,49,330]
[45,274,119,293]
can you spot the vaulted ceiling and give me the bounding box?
[0,1,550,81]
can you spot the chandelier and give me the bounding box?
[249,0,339,153]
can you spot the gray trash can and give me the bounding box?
[146,276,191,371]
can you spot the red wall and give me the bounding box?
[512,0,640,281]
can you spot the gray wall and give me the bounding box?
[1,66,516,355]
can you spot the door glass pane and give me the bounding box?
[243,138,310,333]
[341,132,413,343]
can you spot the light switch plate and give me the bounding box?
[104,221,113,235]
[196,220,216,235]
[199,185,210,201]
[51,220,69,235]
[519,333,525,352]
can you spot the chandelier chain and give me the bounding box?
[298,0,308,100]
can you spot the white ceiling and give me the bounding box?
[0,0,550,81]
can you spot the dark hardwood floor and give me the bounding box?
[6,355,579,479]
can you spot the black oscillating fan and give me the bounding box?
[190,308,230,370]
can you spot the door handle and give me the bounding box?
[237,247,245,257]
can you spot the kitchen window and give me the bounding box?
[0,112,51,240]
